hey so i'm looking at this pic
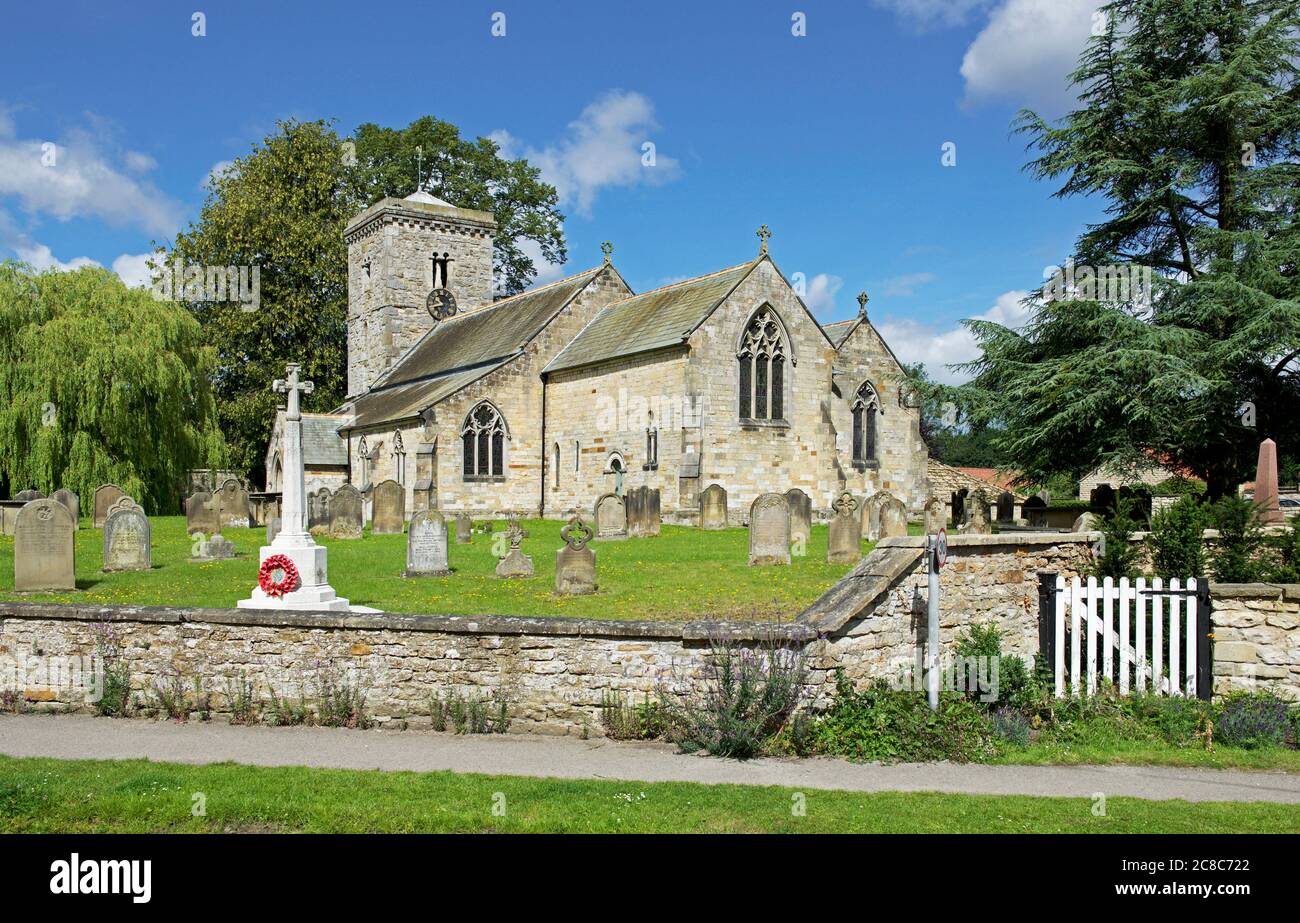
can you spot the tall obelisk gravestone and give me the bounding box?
[238,363,355,611]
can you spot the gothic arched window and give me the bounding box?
[462,402,507,481]
[852,381,880,466]
[357,435,370,487]
[738,307,787,421]
[645,412,658,470]
[393,431,406,486]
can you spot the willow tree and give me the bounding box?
[0,262,226,513]
[962,0,1300,498]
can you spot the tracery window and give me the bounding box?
[462,402,507,480]
[852,381,879,466]
[738,307,787,421]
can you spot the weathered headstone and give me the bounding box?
[555,515,596,595]
[217,478,251,529]
[699,484,728,530]
[266,517,281,544]
[185,490,220,536]
[827,491,863,564]
[965,488,992,534]
[92,483,124,528]
[495,517,534,578]
[1023,495,1047,528]
[371,479,405,534]
[865,490,896,541]
[308,488,332,529]
[51,488,79,530]
[103,506,151,572]
[1072,512,1097,533]
[996,491,1015,523]
[330,484,364,538]
[785,488,812,546]
[14,499,75,591]
[594,492,627,540]
[1255,437,1284,524]
[15,489,44,502]
[923,496,945,534]
[748,492,791,566]
[455,513,472,544]
[404,510,451,576]
[625,486,661,538]
[190,533,236,562]
[879,496,908,539]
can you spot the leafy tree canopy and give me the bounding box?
[0,262,226,513]
[960,0,1300,499]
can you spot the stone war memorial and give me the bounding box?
[748,492,790,566]
[555,515,596,595]
[405,510,451,577]
[103,504,151,572]
[238,363,362,612]
[14,499,76,592]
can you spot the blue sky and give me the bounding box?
[0,0,1106,381]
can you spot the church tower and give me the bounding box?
[343,191,496,397]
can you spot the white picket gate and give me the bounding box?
[1044,575,1211,699]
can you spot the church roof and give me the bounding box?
[301,414,350,466]
[344,267,602,429]
[544,260,759,374]
[822,319,858,347]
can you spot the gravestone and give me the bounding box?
[103,506,151,572]
[1072,512,1097,533]
[555,515,596,595]
[965,489,992,534]
[185,490,220,537]
[308,488,332,529]
[371,479,405,534]
[996,491,1015,523]
[827,491,863,564]
[455,513,472,544]
[1255,438,1284,524]
[748,492,791,566]
[14,499,75,591]
[330,485,364,538]
[266,517,281,544]
[879,496,908,539]
[866,490,896,541]
[51,489,79,530]
[217,478,251,529]
[785,488,812,547]
[92,483,124,528]
[405,510,451,576]
[699,484,728,530]
[495,518,534,578]
[625,486,661,538]
[190,533,236,562]
[594,493,627,540]
[1023,495,1047,528]
[15,489,44,502]
[923,496,945,534]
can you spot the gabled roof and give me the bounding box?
[544,260,760,374]
[345,267,602,429]
[269,412,349,467]
[928,458,1026,501]
[822,319,858,347]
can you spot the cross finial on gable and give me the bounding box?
[756,224,772,255]
[601,240,613,265]
[856,290,869,318]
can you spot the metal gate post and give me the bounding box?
[1196,577,1213,701]
[1038,572,1057,671]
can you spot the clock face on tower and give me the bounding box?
[426,287,458,320]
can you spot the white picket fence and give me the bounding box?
[1050,576,1207,698]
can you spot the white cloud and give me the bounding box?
[960,0,1100,111]
[803,273,843,316]
[202,159,234,190]
[517,236,567,287]
[111,250,164,288]
[124,151,157,173]
[871,0,994,29]
[876,289,1035,384]
[0,115,181,236]
[492,90,680,217]
[13,240,99,272]
[879,271,937,297]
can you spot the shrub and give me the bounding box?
[266,682,310,726]
[1091,500,1143,580]
[315,662,372,729]
[429,691,449,732]
[669,636,807,759]
[953,622,1035,708]
[600,691,669,740]
[91,622,132,718]
[810,675,996,763]
[1265,520,1300,583]
[991,707,1031,746]
[440,688,510,734]
[150,667,192,721]
[224,671,258,725]
[1148,496,1206,577]
[1123,694,1210,747]
[1151,477,1207,499]
[1209,496,1264,583]
[1215,692,1292,749]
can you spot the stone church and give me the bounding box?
[267,190,928,523]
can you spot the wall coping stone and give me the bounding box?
[876,532,1097,550]
[1210,583,1300,600]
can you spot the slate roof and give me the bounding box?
[345,268,601,429]
[544,261,759,374]
[927,458,1026,501]
[822,319,858,347]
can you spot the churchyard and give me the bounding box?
[0,512,888,621]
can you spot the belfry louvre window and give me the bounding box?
[852,381,879,465]
[462,402,507,480]
[738,308,786,421]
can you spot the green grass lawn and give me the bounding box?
[0,515,871,621]
[994,739,1300,772]
[2,754,1295,833]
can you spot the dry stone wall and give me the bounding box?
[1210,584,1300,701]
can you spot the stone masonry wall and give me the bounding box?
[1210,584,1300,701]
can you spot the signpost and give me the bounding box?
[927,530,946,710]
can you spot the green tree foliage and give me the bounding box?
[902,363,1007,467]
[961,0,1300,499]
[0,262,226,513]
[350,116,566,297]
[1092,500,1144,580]
[1148,496,1208,576]
[1208,495,1266,581]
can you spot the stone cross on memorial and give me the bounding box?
[273,364,314,536]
